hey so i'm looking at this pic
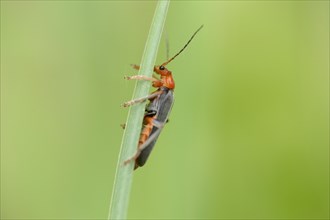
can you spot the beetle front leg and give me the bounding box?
[124,75,159,83]
[130,64,160,79]
[124,75,163,87]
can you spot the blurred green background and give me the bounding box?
[1,1,329,219]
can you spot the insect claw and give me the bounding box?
[124,75,131,80]
[123,156,135,166]
[130,64,140,70]
[123,150,141,167]
[123,159,131,166]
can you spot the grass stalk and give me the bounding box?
[108,1,170,219]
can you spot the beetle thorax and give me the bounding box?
[161,74,175,89]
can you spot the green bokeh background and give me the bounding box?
[1,1,329,219]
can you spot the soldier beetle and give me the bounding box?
[123,25,203,170]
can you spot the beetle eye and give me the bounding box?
[159,65,165,70]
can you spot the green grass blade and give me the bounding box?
[108,1,170,219]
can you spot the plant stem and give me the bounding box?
[108,1,170,219]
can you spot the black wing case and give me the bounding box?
[136,88,174,167]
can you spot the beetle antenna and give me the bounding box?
[162,25,203,66]
[164,29,170,60]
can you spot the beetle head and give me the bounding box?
[154,65,172,76]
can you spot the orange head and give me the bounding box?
[153,65,175,89]
[154,65,172,76]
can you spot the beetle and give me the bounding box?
[123,25,203,169]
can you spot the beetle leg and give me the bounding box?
[122,90,163,107]
[123,153,139,166]
[136,120,165,152]
[123,130,162,167]
[151,119,165,128]
[123,119,166,167]
[124,75,159,83]
[130,65,159,80]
